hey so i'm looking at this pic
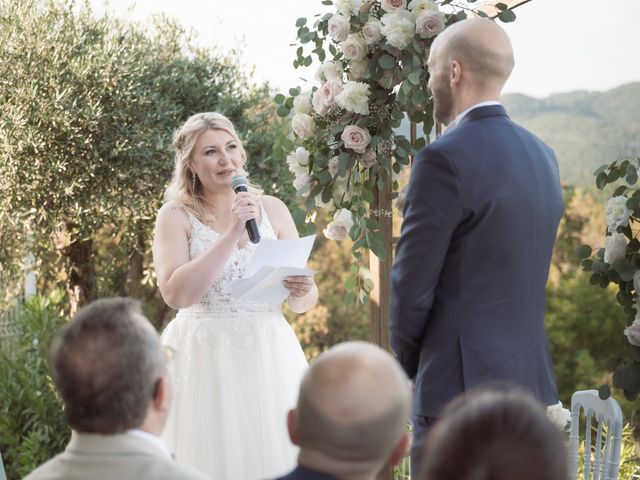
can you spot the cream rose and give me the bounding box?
[335,81,370,115]
[336,0,363,17]
[328,156,340,177]
[312,80,344,115]
[291,114,315,140]
[328,14,350,42]
[408,0,438,16]
[333,208,354,233]
[381,11,415,49]
[293,92,313,115]
[348,59,369,80]
[323,221,349,241]
[362,19,383,44]
[415,10,446,39]
[340,34,368,61]
[604,232,627,264]
[358,148,377,168]
[606,195,630,232]
[341,125,371,153]
[286,147,310,176]
[381,0,407,13]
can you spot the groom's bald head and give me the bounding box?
[291,342,411,466]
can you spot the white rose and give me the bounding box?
[381,11,415,49]
[336,0,363,17]
[328,14,350,42]
[323,221,349,241]
[349,59,369,80]
[340,34,368,61]
[546,402,571,431]
[415,10,446,38]
[286,147,310,176]
[293,172,311,191]
[335,80,370,115]
[408,0,438,16]
[315,61,344,83]
[625,314,640,347]
[291,114,316,140]
[604,232,627,264]
[358,148,377,168]
[605,196,630,232]
[341,125,371,153]
[333,208,354,233]
[293,92,313,115]
[315,194,334,209]
[380,0,407,13]
[312,80,344,115]
[328,156,340,177]
[362,19,383,44]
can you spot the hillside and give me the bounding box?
[501,82,640,186]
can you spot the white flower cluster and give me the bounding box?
[546,402,572,431]
[323,208,354,241]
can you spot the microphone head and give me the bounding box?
[231,175,248,192]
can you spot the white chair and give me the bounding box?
[569,390,623,480]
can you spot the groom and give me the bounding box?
[390,18,563,473]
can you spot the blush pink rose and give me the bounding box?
[380,0,407,13]
[328,156,340,177]
[312,80,344,115]
[291,114,315,140]
[341,125,371,154]
[358,149,377,168]
[415,10,446,39]
[328,14,350,42]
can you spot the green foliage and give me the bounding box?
[576,155,640,402]
[0,292,69,479]
[0,0,291,320]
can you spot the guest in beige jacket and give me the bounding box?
[25,297,210,480]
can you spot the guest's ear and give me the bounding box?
[388,432,411,467]
[152,376,170,413]
[287,409,299,445]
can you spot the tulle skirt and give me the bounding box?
[161,304,308,479]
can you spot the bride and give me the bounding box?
[152,112,317,479]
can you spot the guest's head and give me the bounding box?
[287,341,412,479]
[427,18,514,124]
[164,112,249,218]
[418,386,567,480]
[51,298,170,435]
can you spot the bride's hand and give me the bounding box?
[228,192,260,238]
[283,276,315,298]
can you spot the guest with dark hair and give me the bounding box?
[25,297,210,480]
[417,387,567,480]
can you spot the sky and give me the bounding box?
[88,0,639,98]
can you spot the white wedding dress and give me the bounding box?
[160,208,308,479]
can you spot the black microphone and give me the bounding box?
[231,175,261,244]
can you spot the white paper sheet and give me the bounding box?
[227,235,316,303]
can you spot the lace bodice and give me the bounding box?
[182,205,281,315]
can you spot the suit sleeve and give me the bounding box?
[390,145,463,379]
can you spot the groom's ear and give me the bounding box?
[450,59,462,87]
[287,409,299,445]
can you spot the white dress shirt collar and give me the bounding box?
[443,100,501,135]
[127,429,172,459]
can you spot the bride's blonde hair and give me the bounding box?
[164,112,256,222]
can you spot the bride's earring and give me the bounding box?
[192,171,197,191]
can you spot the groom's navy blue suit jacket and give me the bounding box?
[390,104,563,418]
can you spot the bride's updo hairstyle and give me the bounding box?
[164,112,249,222]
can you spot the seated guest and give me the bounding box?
[417,387,567,480]
[276,341,412,480]
[25,298,210,480]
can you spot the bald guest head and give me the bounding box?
[427,18,514,124]
[288,341,412,477]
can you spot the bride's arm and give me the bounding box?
[153,200,249,309]
[262,196,319,313]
